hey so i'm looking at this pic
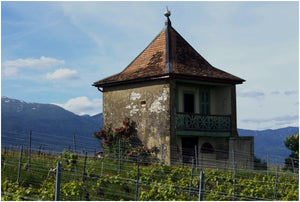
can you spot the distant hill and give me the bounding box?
[238,127,299,163]
[2,97,298,162]
[81,113,103,128]
[1,97,102,155]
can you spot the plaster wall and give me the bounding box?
[210,86,231,115]
[229,137,254,169]
[197,137,230,168]
[103,80,171,164]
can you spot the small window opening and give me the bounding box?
[200,142,214,153]
[141,100,146,107]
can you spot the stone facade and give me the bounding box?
[103,80,173,164]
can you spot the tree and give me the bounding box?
[253,155,267,170]
[284,133,299,158]
[283,133,299,171]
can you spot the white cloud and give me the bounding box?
[46,68,79,81]
[2,67,19,77]
[238,90,265,98]
[284,90,297,96]
[242,115,299,124]
[2,56,65,77]
[53,96,102,115]
[3,56,65,70]
[270,91,280,95]
[241,115,299,130]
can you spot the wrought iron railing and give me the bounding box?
[176,113,231,131]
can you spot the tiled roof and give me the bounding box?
[93,17,244,87]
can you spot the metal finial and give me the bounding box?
[164,7,171,17]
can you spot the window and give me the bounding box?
[200,89,210,114]
[200,142,214,153]
[184,93,195,113]
[177,85,210,114]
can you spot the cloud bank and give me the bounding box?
[242,115,299,125]
[53,96,102,116]
[284,90,297,96]
[2,56,65,77]
[46,68,79,81]
[238,90,265,98]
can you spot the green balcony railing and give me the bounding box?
[176,113,231,132]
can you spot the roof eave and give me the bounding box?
[93,73,245,88]
[169,73,245,84]
[92,74,171,88]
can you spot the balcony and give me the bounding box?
[176,113,231,132]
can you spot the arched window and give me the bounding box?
[200,142,214,153]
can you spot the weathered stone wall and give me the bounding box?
[229,136,254,169]
[103,80,171,164]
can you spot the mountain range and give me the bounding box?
[238,127,298,163]
[1,97,298,162]
[1,96,102,155]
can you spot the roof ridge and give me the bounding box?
[169,26,214,69]
[165,15,173,73]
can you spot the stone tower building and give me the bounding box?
[93,10,254,168]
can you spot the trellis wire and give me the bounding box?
[2,129,299,201]
[290,157,295,174]
[135,155,140,201]
[82,151,87,182]
[118,138,121,174]
[28,130,32,171]
[267,153,270,177]
[195,145,198,173]
[233,163,237,201]
[274,166,279,200]
[3,129,294,166]
[2,149,298,201]
[73,133,77,154]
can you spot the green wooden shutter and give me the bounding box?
[200,88,210,115]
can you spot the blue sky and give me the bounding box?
[1,1,299,130]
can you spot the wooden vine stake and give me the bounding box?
[198,171,205,201]
[188,158,195,198]
[55,161,62,201]
[17,146,23,185]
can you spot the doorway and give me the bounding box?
[181,137,198,164]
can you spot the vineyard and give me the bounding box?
[1,148,299,201]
